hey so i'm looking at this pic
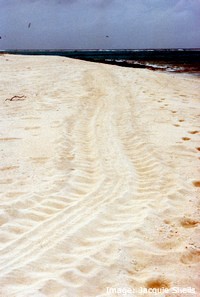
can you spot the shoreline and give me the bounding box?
[1,49,200,76]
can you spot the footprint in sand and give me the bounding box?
[145,278,171,289]
[192,181,200,187]
[182,137,190,141]
[180,218,199,228]
[196,147,200,152]
[188,131,199,134]
[179,119,185,122]
[180,249,200,264]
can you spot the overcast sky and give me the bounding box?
[0,0,200,49]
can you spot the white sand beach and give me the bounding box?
[0,55,199,297]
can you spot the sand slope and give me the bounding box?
[0,55,199,297]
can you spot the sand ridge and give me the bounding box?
[0,55,199,297]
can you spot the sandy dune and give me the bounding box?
[0,55,199,297]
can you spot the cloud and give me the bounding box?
[0,0,199,49]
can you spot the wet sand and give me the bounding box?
[0,55,199,297]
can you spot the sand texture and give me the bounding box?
[0,55,200,297]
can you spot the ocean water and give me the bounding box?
[2,49,200,75]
